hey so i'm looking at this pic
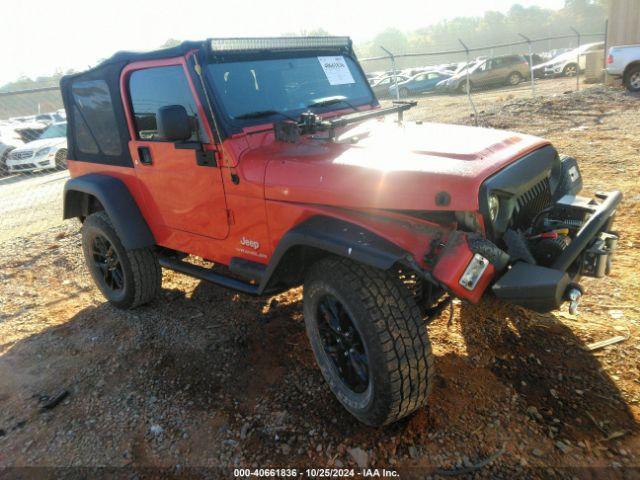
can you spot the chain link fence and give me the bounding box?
[0,87,67,241]
[0,27,607,244]
[360,27,607,124]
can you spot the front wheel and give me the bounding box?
[55,148,67,170]
[563,63,578,77]
[624,65,640,92]
[507,71,522,86]
[0,147,13,176]
[457,81,472,94]
[303,257,434,426]
[82,211,161,309]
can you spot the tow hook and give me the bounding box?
[565,285,583,315]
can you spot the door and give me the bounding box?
[486,58,505,85]
[424,72,443,91]
[124,62,229,240]
[470,60,491,86]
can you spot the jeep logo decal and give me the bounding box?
[240,237,260,250]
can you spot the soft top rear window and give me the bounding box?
[71,80,122,156]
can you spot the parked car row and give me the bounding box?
[365,42,606,99]
[0,113,68,175]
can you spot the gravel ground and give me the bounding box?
[0,83,639,479]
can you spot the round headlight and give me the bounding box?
[488,194,500,222]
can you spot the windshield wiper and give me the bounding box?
[306,96,359,113]
[233,110,280,120]
[233,109,299,121]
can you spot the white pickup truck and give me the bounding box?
[606,44,640,92]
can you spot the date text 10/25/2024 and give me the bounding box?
[234,468,400,478]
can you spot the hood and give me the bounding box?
[261,118,550,212]
[12,136,66,152]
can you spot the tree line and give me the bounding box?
[355,0,606,59]
[1,1,607,92]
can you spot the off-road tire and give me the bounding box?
[303,256,434,426]
[55,148,67,170]
[624,64,640,92]
[507,71,522,86]
[82,212,161,309]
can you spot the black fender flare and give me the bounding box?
[63,173,155,250]
[257,215,411,293]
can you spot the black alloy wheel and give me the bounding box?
[90,234,124,292]
[316,294,369,393]
[81,211,161,309]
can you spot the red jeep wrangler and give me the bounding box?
[60,37,621,426]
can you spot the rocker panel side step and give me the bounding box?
[158,256,259,295]
[229,257,266,284]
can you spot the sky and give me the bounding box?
[2,0,565,86]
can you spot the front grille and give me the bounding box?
[511,177,551,228]
[10,150,34,160]
[12,163,36,170]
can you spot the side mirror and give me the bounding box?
[157,105,192,142]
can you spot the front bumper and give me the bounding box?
[543,64,566,77]
[7,156,54,173]
[431,191,622,312]
[435,82,457,93]
[493,190,622,312]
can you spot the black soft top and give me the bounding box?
[60,37,355,167]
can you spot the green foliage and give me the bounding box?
[1,2,607,92]
[357,1,606,59]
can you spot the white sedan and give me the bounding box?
[6,122,67,173]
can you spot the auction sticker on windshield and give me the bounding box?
[318,56,355,85]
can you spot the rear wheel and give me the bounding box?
[303,257,434,426]
[507,71,522,86]
[563,63,577,77]
[82,212,161,309]
[624,65,640,92]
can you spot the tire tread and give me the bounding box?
[305,256,434,425]
[83,212,161,309]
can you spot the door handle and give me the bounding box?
[138,147,153,165]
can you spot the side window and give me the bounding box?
[71,79,122,156]
[128,65,209,143]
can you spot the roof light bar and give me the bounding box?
[209,37,351,52]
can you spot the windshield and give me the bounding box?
[39,123,67,140]
[206,55,375,122]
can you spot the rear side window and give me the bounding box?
[128,65,208,143]
[71,80,122,155]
